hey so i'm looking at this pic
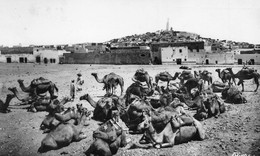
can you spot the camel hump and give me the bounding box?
[31,77,51,86]
[241,68,255,75]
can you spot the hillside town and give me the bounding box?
[0,26,259,65]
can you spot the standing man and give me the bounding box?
[76,73,84,92]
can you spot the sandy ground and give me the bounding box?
[0,63,259,156]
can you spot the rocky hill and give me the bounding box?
[107,29,255,50]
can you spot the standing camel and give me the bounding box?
[226,67,260,92]
[215,69,235,84]
[155,72,180,89]
[91,72,124,96]
[17,78,58,99]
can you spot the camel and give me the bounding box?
[38,109,90,153]
[85,119,128,156]
[9,87,69,112]
[91,72,124,96]
[179,78,203,97]
[0,94,16,113]
[41,105,91,133]
[178,70,194,84]
[124,82,157,106]
[17,77,58,99]
[211,81,229,92]
[226,67,260,92]
[130,111,205,149]
[8,87,36,103]
[194,94,225,121]
[132,68,153,90]
[215,69,234,84]
[80,94,124,122]
[221,86,247,104]
[155,72,180,88]
[198,70,213,85]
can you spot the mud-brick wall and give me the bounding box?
[63,50,151,64]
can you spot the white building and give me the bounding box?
[33,48,70,64]
[161,46,188,64]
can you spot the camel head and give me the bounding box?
[8,87,17,93]
[226,68,233,73]
[91,73,97,77]
[80,94,89,101]
[17,79,24,84]
[7,94,16,99]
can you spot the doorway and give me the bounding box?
[205,59,209,64]
[19,57,24,63]
[36,56,41,63]
[238,59,242,65]
[176,58,182,65]
[6,57,11,63]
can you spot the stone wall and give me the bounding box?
[63,49,151,64]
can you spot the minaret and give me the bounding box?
[166,18,169,31]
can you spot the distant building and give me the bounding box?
[150,41,204,64]
[161,46,188,64]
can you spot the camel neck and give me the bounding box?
[5,95,13,105]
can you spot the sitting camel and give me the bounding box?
[9,87,69,112]
[40,104,91,133]
[211,81,229,92]
[178,70,194,84]
[124,82,157,106]
[194,94,225,121]
[226,67,260,92]
[91,72,124,96]
[8,87,36,104]
[221,86,247,104]
[38,109,90,153]
[85,119,128,156]
[132,68,153,90]
[17,77,58,99]
[215,68,234,84]
[198,70,213,85]
[178,78,203,97]
[155,71,180,89]
[80,94,124,122]
[0,94,16,113]
[130,110,205,149]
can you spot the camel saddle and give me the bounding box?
[134,68,148,77]
[159,71,170,77]
[31,77,51,86]
[201,70,210,76]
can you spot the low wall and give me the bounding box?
[63,50,151,64]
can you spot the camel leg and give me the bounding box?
[241,82,244,92]
[254,77,259,92]
[193,118,205,140]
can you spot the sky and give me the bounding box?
[0,0,259,47]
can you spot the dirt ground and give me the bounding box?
[0,63,259,156]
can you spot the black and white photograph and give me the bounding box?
[0,0,259,156]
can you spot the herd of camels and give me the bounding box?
[0,65,259,156]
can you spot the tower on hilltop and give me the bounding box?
[166,18,169,31]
